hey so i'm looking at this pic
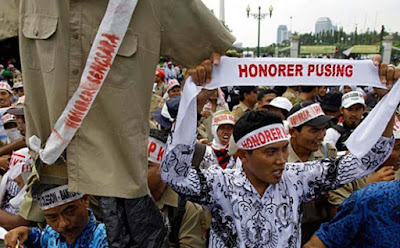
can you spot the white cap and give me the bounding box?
[268,97,293,112]
[1,113,16,125]
[166,79,180,92]
[0,81,12,94]
[341,91,366,108]
[12,82,23,89]
[212,110,235,126]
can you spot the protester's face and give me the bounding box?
[291,124,326,152]
[16,116,25,136]
[217,124,234,146]
[168,87,181,98]
[343,86,352,94]
[147,160,165,193]
[318,86,327,97]
[0,90,11,107]
[155,75,162,83]
[245,90,258,106]
[382,139,400,170]
[43,195,89,245]
[242,140,289,186]
[341,104,365,128]
[17,88,24,97]
[259,93,277,107]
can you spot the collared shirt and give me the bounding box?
[232,101,255,122]
[287,141,337,163]
[162,134,393,247]
[25,210,108,248]
[17,0,235,198]
[316,179,400,247]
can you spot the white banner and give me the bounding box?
[170,57,399,159]
[31,0,139,165]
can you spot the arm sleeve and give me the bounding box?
[316,191,363,247]
[323,128,340,148]
[158,0,235,67]
[161,142,223,210]
[286,136,394,202]
[24,227,42,247]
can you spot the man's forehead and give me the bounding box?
[43,199,80,215]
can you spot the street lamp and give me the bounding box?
[246,4,273,57]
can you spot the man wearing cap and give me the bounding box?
[161,105,396,247]
[324,91,366,152]
[256,89,277,109]
[232,86,258,122]
[286,101,338,245]
[164,79,182,100]
[0,81,14,143]
[1,114,22,145]
[5,184,108,247]
[261,96,293,120]
[154,69,167,98]
[148,129,207,247]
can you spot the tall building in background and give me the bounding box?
[315,17,337,34]
[277,25,290,44]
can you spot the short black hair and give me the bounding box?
[299,86,318,93]
[233,110,283,142]
[31,183,60,201]
[149,129,168,143]
[257,89,278,101]
[238,86,257,101]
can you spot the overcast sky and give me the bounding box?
[201,0,400,47]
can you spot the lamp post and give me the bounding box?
[246,4,273,57]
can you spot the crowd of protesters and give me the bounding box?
[0,0,399,247]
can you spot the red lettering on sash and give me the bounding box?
[157,147,165,161]
[345,65,353,77]
[278,64,286,76]
[307,64,315,76]
[259,64,268,77]
[269,64,277,76]
[287,64,294,77]
[239,64,248,78]
[249,64,257,77]
[148,142,156,157]
[295,64,303,76]
[264,130,273,142]
[336,65,344,77]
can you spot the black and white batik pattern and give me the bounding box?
[161,136,393,247]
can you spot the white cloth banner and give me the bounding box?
[170,57,400,159]
[30,0,139,165]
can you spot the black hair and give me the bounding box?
[299,86,318,93]
[31,183,60,200]
[257,89,278,101]
[149,128,168,143]
[233,110,283,142]
[238,86,257,101]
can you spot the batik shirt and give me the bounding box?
[25,210,108,248]
[316,179,400,247]
[161,136,393,248]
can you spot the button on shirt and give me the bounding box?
[162,135,393,247]
[25,210,108,248]
[316,179,400,248]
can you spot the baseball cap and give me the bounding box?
[155,69,165,80]
[153,96,180,129]
[1,113,16,125]
[287,101,332,127]
[7,95,25,116]
[212,110,235,126]
[267,97,293,113]
[166,79,181,92]
[341,91,366,109]
[12,82,23,89]
[0,81,12,94]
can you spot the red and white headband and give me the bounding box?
[38,185,84,210]
[287,103,324,127]
[148,137,165,164]
[212,113,235,126]
[236,123,289,150]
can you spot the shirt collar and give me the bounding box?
[288,140,324,163]
[157,186,179,209]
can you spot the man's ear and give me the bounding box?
[340,107,344,115]
[82,194,90,208]
[289,127,297,138]
[236,149,248,163]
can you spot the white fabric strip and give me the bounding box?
[287,103,325,127]
[169,57,399,160]
[38,185,84,210]
[148,137,166,164]
[31,0,139,165]
[236,124,289,150]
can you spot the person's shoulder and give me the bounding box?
[352,180,397,201]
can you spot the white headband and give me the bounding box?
[236,123,289,150]
[287,103,324,127]
[148,137,165,164]
[38,185,84,210]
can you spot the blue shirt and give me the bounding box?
[316,179,400,248]
[26,210,108,248]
